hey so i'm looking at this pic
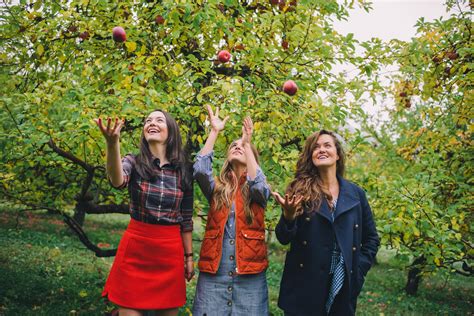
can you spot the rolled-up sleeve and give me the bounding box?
[247,168,270,207]
[111,154,134,189]
[180,184,194,232]
[193,151,215,202]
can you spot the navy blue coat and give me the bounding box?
[276,177,380,316]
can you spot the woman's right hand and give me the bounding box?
[272,192,304,222]
[94,117,124,144]
[207,105,229,133]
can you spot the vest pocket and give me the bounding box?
[240,230,267,262]
[199,229,220,261]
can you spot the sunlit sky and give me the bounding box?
[333,0,458,41]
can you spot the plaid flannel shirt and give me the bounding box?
[114,154,193,232]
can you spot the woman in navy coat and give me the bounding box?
[273,130,380,316]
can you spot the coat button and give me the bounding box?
[352,246,357,251]
[229,239,235,245]
[350,270,353,274]
[299,263,304,268]
[354,224,359,229]
[228,271,233,276]
[228,286,233,292]
[227,300,232,306]
[302,240,308,246]
[305,217,310,222]
[229,255,234,261]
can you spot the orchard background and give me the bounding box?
[0,0,472,315]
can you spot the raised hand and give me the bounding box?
[94,117,124,144]
[272,192,304,222]
[241,116,253,145]
[207,105,229,133]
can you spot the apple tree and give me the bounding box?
[1,0,385,255]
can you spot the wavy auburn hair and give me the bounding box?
[212,140,260,224]
[135,110,192,191]
[286,130,345,213]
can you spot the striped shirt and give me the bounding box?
[114,154,193,232]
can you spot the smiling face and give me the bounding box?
[312,134,339,170]
[227,139,247,165]
[143,111,168,144]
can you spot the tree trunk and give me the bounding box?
[405,255,425,295]
[73,207,86,227]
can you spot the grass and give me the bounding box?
[0,209,472,315]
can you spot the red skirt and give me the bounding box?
[102,219,185,310]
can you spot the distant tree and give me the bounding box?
[349,0,473,294]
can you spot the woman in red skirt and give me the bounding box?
[95,110,194,316]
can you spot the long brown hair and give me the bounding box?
[286,130,345,212]
[212,140,260,224]
[135,110,192,191]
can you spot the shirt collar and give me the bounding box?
[153,157,176,170]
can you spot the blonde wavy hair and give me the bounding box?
[286,130,346,213]
[212,140,260,224]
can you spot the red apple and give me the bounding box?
[112,26,126,42]
[446,51,458,60]
[282,40,289,50]
[79,31,90,40]
[270,0,279,5]
[282,80,298,96]
[68,25,78,33]
[279,0,286,10]
[155,15,165,25]
[217,50,231,63]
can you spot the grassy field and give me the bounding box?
[0,210,472,315]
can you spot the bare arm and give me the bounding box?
[95,117,125,187]
[241,116,257,180]
[200,105,229,156]
[182,231,194,281]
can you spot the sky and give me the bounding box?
[333,0,456,41]
[328,0,462,124]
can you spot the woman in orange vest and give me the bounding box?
[192,105,270,315]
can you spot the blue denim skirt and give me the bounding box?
[192,233,269,316]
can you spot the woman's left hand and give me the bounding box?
[241,116,253,145]
[185,259,195,281]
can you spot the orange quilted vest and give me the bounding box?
[198,176,268,275]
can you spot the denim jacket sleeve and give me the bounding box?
[247,168,270,207]
[193,151,215,203]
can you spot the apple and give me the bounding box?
[282,40,289,50]
[282,80,298,96]
[112,26,126,42]
[155,15,165,25]
[234,43,245,51]
[217,50,231,63]
[270,0,279,5]
[68,25,78,33]
[432,55,441,64]
[279,0,286,10]
[79,31,90,40]
[446,51,458,60]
